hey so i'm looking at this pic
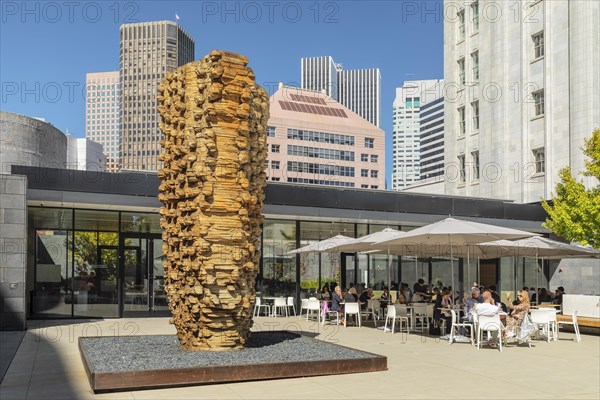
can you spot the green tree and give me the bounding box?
[542,129,600,248]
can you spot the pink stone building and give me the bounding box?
[267,85,385,189]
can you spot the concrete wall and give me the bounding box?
[550,258,600,296]
[0,111,67,174]
[0,174,27,330]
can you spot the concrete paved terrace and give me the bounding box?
[1,316,598,399]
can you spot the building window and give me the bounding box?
[533,148,545,173]
[364,138,374,148]
[272,161,280,170]
[471,151,480,181]
[533,90,544,116]
[458,58,465,85]
[271,144,280,153]
[471,1,479,32]
[458,107,466,136]
[370,155,378,163]
[271,177,280,181]
[458,155,466,183]
[361,184,369,188]
[471,51,479,81]
[532,31,544,59]
[370,170,378,178]
[361,169,369,177]
[458,9,465,40]
[361,153,368,162]
[371,185,378,189]
[471,101,479,131]
[267,126,276,137]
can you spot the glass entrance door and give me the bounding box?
[121,235,168,316]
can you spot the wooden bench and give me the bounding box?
[557,314,600,328]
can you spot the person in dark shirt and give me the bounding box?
[554,286,565,304]
[359,288,373,309]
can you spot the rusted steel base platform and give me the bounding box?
[79,331,387,393]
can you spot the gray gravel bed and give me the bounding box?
[80,332,377,372]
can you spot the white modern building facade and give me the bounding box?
[301,56,339,100]
[301,56,381,127]
[419,96,445,181]
[120,21,195,172]
[66,135,106,171]
[444,0,600,202]
[85,71,120,171]
[391,80,443,190]
[338,68,381,128]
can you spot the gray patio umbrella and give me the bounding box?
[372,217,537,298]
[335,228,406,289]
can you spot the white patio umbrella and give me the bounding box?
[286,235,354,255]
[335,228,406,289]
[372,217,537,298]
[478,237,600,293]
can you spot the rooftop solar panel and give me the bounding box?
[278,101,348,118]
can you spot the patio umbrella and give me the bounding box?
[286,235,354,255]
[335,228,406,289]
[478,237,600,294]
[372,217,537,299]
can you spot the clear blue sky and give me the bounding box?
[0,1,443,185]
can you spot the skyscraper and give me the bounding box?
[419,96,445,182]
[301,56,381,127]
[301,56,339,100]
[391,80,443,190]
[338,68,381,128]
[85,71,120,171]
[119,21,195,171]
[444,0,599,202]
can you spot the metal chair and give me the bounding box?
[530,309,557,342]
[306,298,321,323]
[298,298,309,319]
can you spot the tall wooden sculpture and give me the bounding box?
[157,51,269,350]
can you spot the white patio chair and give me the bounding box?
[322,300,339,326]
[366,299,381,326]
[396,304,412,332]
[306,298,321,323]
[253,297,270,317]
[287,296,296,316]
[344,302,361,328]
[557,310,581,342]
[384,305,409,334]
[413,304,429,332]
[476,314,504,352]
[298,298,309,319]
[272,297,288,317]
[449,309,473,345]
[530,309,557,342]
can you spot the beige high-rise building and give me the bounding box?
[120,21,195,171]
[85,71,120,171]
[267,84,385,189]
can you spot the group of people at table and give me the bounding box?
[316,280,565,343]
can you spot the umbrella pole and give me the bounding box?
[467,246,470,293]
[451,244,455,303]
[387,246,391,290]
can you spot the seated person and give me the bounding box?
[553,286,565,305]
[475,290,499,316]
[504,290,530,338]
[321,284,331,300]
[395,292,408,305]
[433,289,452,335]
[463,287,483,321]
[348,286,359,302]
[331,286,343,313]
[400,283,411,302]
[379,287,390,312]
[359,288,373,309]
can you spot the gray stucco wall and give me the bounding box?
[0,111,67,174]
[0,174,27,330]
[550,258,600,296]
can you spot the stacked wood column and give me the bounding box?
[157,51,269,350]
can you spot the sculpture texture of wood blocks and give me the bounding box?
[157,50,269,351]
